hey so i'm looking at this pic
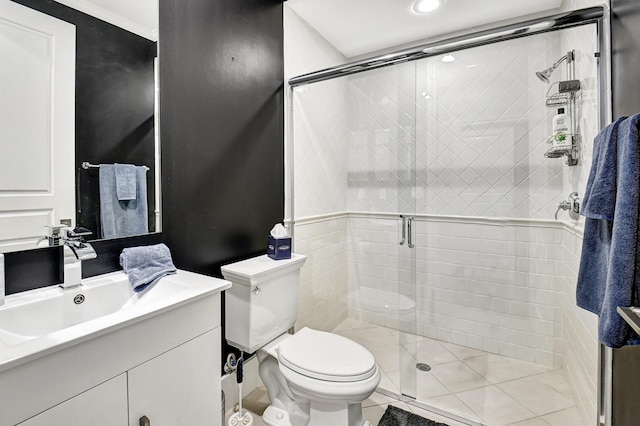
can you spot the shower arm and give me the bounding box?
[551,51,574,72]
[548,55,567,73]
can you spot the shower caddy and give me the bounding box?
[543,50,580,166]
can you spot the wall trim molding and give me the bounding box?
[294,211,585,237]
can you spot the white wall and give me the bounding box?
[285,6,350,331]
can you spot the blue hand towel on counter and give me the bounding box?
[120,243,177,292]
[577,114,640,348]
[115,163,137,201]
[99,164,149,239]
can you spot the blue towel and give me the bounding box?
[120,243,176,292]
[577,114,640,348]
[115,163,137,201]
[99,164,149,239]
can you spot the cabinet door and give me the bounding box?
[18,374,127,426]
[128,328,221,426]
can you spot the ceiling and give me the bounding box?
[287,0,565,58]
[55,0,158,41]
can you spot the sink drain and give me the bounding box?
[416,363,431,371]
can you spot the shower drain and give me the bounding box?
[416,363,431,372]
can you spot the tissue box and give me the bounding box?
[268,235,291,260]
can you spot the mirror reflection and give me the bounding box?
[0,0,159,253]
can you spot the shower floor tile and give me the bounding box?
[463,354,552,384]
[333,318,580,426]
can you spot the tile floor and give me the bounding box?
[226,318,582,425]
[226,386,469,426]
[332,318,581,425]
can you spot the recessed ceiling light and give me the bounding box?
[441,54,456,63]
[412,0,442,14]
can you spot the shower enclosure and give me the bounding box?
[287,7,605,425]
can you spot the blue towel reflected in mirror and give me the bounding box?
[99,164,149,239]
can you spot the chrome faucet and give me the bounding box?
[61,227,97,289]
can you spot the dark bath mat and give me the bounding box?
[378,405,450,426]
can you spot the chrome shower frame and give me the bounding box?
[288,7,605,87]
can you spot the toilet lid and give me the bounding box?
[277,328,377,382]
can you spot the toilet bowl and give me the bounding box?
[222,254,380,426]
[259,328,380,426]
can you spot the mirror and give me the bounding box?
[0,0,159,253]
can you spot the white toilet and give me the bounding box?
[222,254,380,426]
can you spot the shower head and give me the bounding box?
[535,51,574,83]
[535,68,556,84]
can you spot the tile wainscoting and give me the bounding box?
[293,212,597,425]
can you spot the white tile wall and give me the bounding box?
[292,81,349,218]
[348,62,417,214]
[347,215,416,332]
[348,35,567,219]
[558,229,599,425]
[348,215,566,367]
[294,215,349,332]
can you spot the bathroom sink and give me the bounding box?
[0,269,231,371]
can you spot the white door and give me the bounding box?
[0,0,75,253]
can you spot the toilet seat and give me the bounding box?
[277,328,377,382]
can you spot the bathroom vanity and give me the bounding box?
[0,270,230,425]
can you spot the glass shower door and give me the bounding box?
[345,61,418,400]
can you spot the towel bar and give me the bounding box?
[81,161,149,171]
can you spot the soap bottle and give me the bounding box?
[552,108,571,148]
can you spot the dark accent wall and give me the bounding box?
[10,0,157,238]
[159,0,284,367]
[4,235,164,295]
[611,0,640,117]
[159,0,284,276]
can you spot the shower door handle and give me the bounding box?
[407,216,415,248]
[399,215,406,245]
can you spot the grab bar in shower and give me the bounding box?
[399,215,406,246]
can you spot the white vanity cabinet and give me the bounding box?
[0,270,230,426]
[18,329,221,426]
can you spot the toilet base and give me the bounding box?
[307,400,369,426]
[262,406,293,426]
[262,404,371,426]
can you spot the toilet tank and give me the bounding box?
[222,253,307,353]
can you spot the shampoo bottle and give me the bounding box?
[552,108,571,148]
